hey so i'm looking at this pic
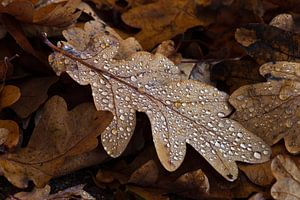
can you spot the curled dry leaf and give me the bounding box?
[48,20,271,181]
[229,61,300,153]
[121,0,213,50]
[0,96,112,188]
[271,155,300,200]
[235,23,300,64]
[0,0,82,27]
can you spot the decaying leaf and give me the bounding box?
[235,23,300,64]
[48,20,271,181]
[121,0,213,49]
[229,61,300,153]
[0,96,112,188]
[271,155,300,200]
[9,184,95,200]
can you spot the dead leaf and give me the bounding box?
[229,61,300,153]
[0,95,112,188]
[0,85,20,110]
[235,23,300,64]
[154,40,182,65]
[270,13,294,32]
[11,76,58,118]
[121,0,213,49]
[128,160,159,185]
[0,0,82,27]
[0,120,19,149]
[9,184,95,200]
[271,155,300,200]
[47,20,271,181]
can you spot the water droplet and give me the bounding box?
[217,112,225,117]
[285,119,293,128]
[130,76,137,82]
[120,115,125,121]
[112,129,117,135]
[253,152,261,159]
[279,85,293,100]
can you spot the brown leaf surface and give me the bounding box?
[0,85,20,110]
[0,95,112,188]
[0,0,82,27]
[0,120,19,149]
[121,0,213,49]
[271,155,300,200]
[235,23,300,64]
[229,61,300,153]
[48,20,271,182]
[11,76,58,118]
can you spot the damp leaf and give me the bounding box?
[230,61,300,154]
[48,20,270,181]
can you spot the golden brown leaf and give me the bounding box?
[127,185,169,200]
[271,155,300,200]
[121,0,213,49]
[229,61,300,153]
[48,20,271,181]
[0,96,112,188]
[128,160,159,185]
[0,85,20,110]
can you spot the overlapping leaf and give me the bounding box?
[0,96,112,188]
[48,20,270,181]
[230,61,300,153]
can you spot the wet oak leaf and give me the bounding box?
[121,0,213,50]
[229,61,300,153]
[0,85,21,110]
[48,20,271,181]
[0,96,112,188]
[271,155,300,200]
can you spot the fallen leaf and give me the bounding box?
[121,0,213,49]
[9,184,95,200]
[269,13,294,32]
[235,23,300,64]
[11,76,59,118]
[271,155,300,200]
[229,61,300,153]
[0,120,19,149]
[0,0,82,27]
[154,40,182,65]
[48,20,271,181]
[128,160,159,185]
[0,95,112,188]
[0,85,21,110]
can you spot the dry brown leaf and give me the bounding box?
[9,184,95,200]
[121,0,213,50]
[0,120,19,149]
[229,61,300,153]
[154,40,182,65]
[0,85,20,110]
[235,23,300,64]
[0,0,81,27]
[128,160,159,185]
[269,13,294,32]
[271,155,300,200]
[47,20,271,181]
[11,76,58,118]
[0,95,112,188]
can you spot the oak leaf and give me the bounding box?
[0,120,19,149]
[121,0,213,50]
[0,96,112,188]
[271,155,300,200]
[229,61,300,153]
[48,20,271,181]
[0,85,20,110]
